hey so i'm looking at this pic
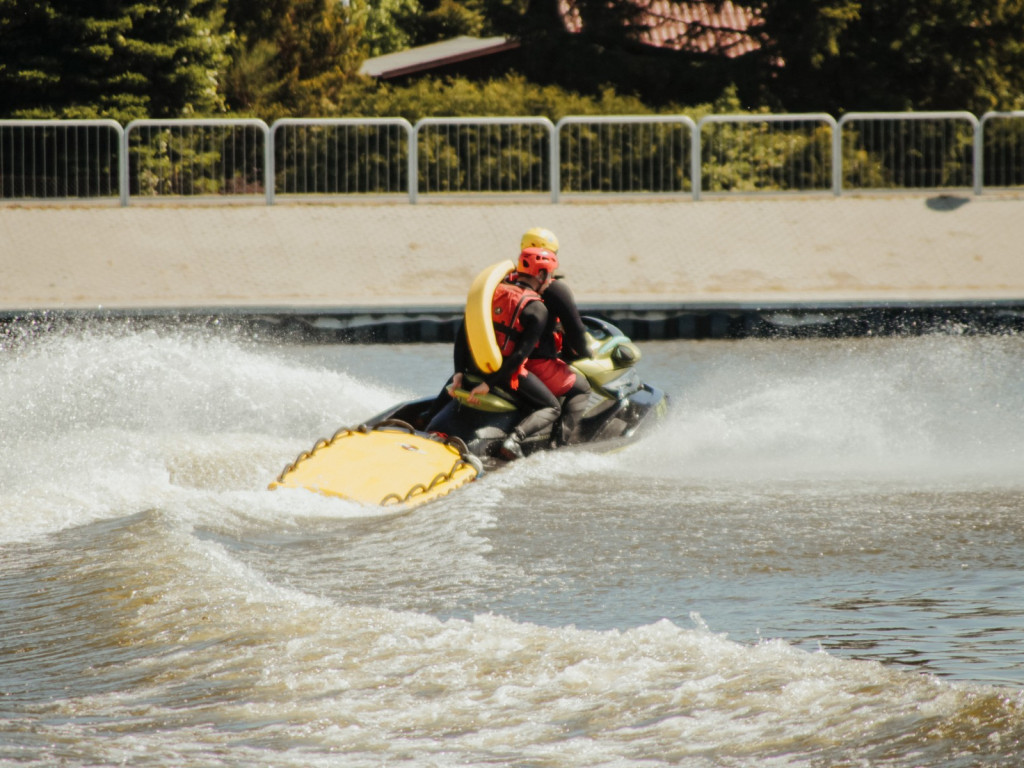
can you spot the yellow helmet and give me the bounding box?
[521,227,559,254]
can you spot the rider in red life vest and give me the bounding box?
[518,227,593,446]
[450,246,563,460]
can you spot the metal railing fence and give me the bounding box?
[556,116,696,201]
[2,111,1023,205]
[835,112,978,193]
[413,117,555,202]
[697,113,836,199]
[123,119,270,205]
[978,111,1024,191]
[0,119,123,200]
[269,118,413,204]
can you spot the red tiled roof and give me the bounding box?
[560,0,762,57]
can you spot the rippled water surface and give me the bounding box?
[2,324,1023,766]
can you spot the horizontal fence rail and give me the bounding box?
[1,111,1022,205]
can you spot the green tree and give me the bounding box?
[0,0,229,120]
[740,0,1024,112]
[355,0,421,56]
[221,0,363,117]
[352,0,493,57]
[410,0,491,43]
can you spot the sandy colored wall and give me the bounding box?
[2,194,1022,311]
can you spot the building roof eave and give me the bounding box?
[359,36,521,79]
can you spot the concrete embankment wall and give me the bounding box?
[2,194,1023,338]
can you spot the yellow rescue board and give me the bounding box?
[269,424,479,510]
[465,260,515,373]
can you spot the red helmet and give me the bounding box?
[518,246,558,279]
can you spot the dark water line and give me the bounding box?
[3,299,1024,345]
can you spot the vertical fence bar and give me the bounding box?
[265,126,276,205]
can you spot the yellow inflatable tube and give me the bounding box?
[465,260,515,373]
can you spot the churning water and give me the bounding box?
[2,323,1024,767]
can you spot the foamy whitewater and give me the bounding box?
[2,323,1024,767]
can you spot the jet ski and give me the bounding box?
[270,315,668,510]
[381,315,666,464]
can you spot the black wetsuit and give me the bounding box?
[453,299,560,440]
[532,278,589,361]
[528,278,592,444]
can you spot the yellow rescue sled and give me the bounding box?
[269,420,481,510]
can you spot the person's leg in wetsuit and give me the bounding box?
[500,372,560,460]
[417,375,455,430]
[556,375,591,446]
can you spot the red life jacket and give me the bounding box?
[492,277,541,358]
